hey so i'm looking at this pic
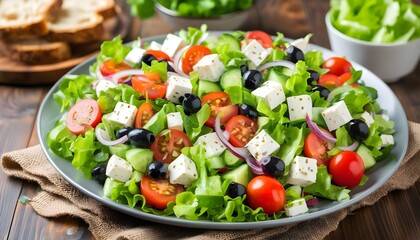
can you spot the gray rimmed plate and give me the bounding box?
[37,34,408,230]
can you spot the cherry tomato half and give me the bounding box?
[100,59,131,78]
[322,57,352,76]
[144,49,172,62]
[304,129,333,166]
[318,73,343,88]
[66,99,102,135]
[201,92,238,127]
[246,176,286,214]
[150,129,192,163]
[225,115,258,147]
[181,45,211,74]
[134,101,156,128]
[132,72,167,100]
[246,30,273,48]
[329,151,365,188]
[140,176,184,209]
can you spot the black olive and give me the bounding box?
[239,104,258,119]
[147,161,168,179]
[139,53,157,67]
[242,69,262,90]
[307,70,320,85]
[348,119,369,141]
[91,163,107,184]
[240,64,249,75]
[311,85,330,100]
[116,127,134,139]
[286,45,305,63]
[260,156,285,178]
[159,60,175,72]
[180,93,201,115]
[127,128,155,148]
[225,182,246,199]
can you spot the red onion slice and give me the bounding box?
[257,60,295,72]
[214,116,251,159]
[305,197,318,207]
[111,69,145,85]
[337,141,360,151]
[245,156,265,175]
[172,45,190,77]
[305,114,337,143]
[95,127,129,146]
[327,85,350,102]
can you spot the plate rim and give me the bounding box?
[37,33,409,229]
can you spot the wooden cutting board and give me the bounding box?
[0,3,132,86]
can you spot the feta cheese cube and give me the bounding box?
[168,154,198,186]
[380,134,394,147]
[160,33,186,58]
[321,100,352,131]
[95,80,116,97]
[287,95,312,121]
[286,156,317,187]
[165,75,193,104]
[361,111,375,127]
[192,54,225,82]
[108,102,138,127]
[194,132,226,158]
[167,112,183,131]
[245,130,280,162]
[284,198,309,217]
[106,155,133,182]
[242,39,269,67]
[251,81,286,110]
[148,41,162,50]
[124,47,146,66]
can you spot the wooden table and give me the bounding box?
[1,0,419,239]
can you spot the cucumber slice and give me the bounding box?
[109,144,131,159]
[220,68,242,90]
[207,156,226,169]
[222,150,242,167]
[222,164,251,187]
[126,148,154,172]
[197,80,222,97]
[103,178,122,198]
[220,33,241,52]
[356,144,376,170]
[267,69,289,95]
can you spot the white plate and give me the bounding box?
[37,34,408,229]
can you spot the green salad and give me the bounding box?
[329,0,420,43]
[47,26,396,222]
[128,0,254,19]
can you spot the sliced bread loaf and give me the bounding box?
[63,0,116,19]
[0,38,71,64]
[47,6,104,44]
[0,0,62,40]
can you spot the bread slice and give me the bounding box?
[0,0,62,40]
[47,6,104,44]
[63,0,116,19]
[0,38,71,64]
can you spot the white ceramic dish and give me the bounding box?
[325,11,420,83]
[37,33,408,229]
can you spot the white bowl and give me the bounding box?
[155,2,251,31]
[325,11,420,83]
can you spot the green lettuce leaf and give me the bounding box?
[304,165,351,201]
[53,75,96,112]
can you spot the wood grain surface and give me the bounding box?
[0,0,419,239]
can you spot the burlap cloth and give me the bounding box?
[2,121,419,240]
